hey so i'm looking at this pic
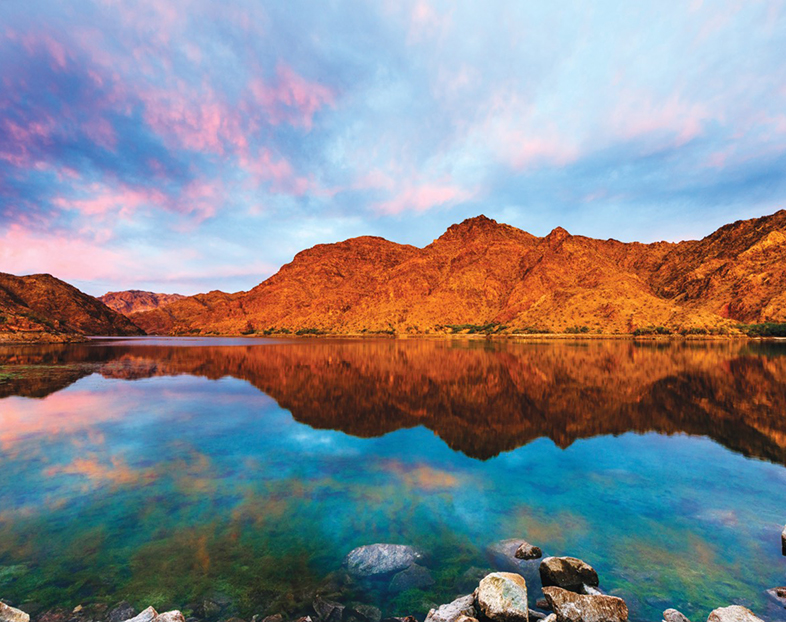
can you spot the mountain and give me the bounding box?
[128,210,786,335]
[0,272,144,341]
[100,290,186,315]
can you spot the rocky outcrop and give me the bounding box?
[542,587,628,622]
[514,542,542,561]
[425,595,477,622]
[706,606,763,622]
[344,544,424,577]
[0,602,30,622]
[130,210,786,335]
[539,558,599,593]
[475,572,529,622]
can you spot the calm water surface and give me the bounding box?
[1,338,785,622]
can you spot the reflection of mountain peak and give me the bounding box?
[1,340,785,464]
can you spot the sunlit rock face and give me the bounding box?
[128,210,786,335]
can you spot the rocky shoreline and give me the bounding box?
[3,532,785,622]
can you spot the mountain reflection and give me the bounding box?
[1,338,785,463]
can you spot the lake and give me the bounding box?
[1,338,785,622]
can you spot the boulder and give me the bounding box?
[663,609,690,622]
[389,564,435,592]
[542,586,627,622]
[475,572,529,622]
[348,605,382,622]
[456,567,495,593]
[195,601,222,620]
[539,558,599,593]
[487,541,537,573]
[123,608,158,622]
[425,595,476,622]
[515,543,543,561]
[108,603,137,622]
[706,606,764,622]
[766,587,786,607]
[0,602,30,622]
[313,597,345,622]
[528,610,547,620]
[345,544,424,577]
[454,617,478,622]
[154,612,185,622]
[542,616,556,622]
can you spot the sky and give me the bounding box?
[1,1,786,296]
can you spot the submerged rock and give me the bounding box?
[663,609,690,622]
[347,605,382,622]
[389,563,435,592]
[782,525,786,556]
[487,541,535,573]
[539,557,599,593]
[475,572,529,622]
[542,587,627,622]
[425,595,476,622]
[706,606,764,622]
[313,597,345,622]
[766,587,786,607]
[345,544,424,577]
[123,608,158,622]
[108,603,137,622]
[456,567,495,593]
[0,602,30,622]
[515,542,543,561]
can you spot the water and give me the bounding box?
[1,338,785,622]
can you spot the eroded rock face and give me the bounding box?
[345,544,424,577]
[476,572,529,622]
[706,606,764,622]
[425,595,476,622]
[539,557,599,593]
[663,609,690,622]
[542,586,628,622]
[0,602,30,622]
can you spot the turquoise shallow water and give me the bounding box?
[0,338,785,622]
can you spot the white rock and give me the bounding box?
[154,612,185,622]
[345,543,424,577]
[476,572,529,622]
[0,602,30,622]
[425,595,476,622]
[706,606,763,622]
[123,606,158,622]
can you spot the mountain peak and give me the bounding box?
[436,214,522,243]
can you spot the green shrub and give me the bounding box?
[295,327,325,336]
[739,322,786,337]
[633,326,672,336]
[565,325,590,334]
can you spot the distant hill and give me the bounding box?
[128,210,786,335]
[0,272,144,341]
[100,290,186,315]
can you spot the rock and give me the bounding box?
[345,544,424,577]
[294,618,313,622]
[487,541,536,573]
[195,601,222,620]
[766,587,786,607]
[663,609,690,622]
[313,598,345,622]
[456,567,495,593]
[0,602,30,622]
[528,610,547,620]
[124,608,158,622]
[108,603,137,622]
[706,606,764,622]
[348,605,381,622]
[389,564,435,592]
[515,543,543,561]
[475,572,529,622]
[455,617,478,622]
[153,613,185,622]
[542,587,627,622]
[542,616,556,622]
[539,558,599,593]
[782,525,786,556]
[425,595,476,622]
[535,600,550,611]
[251,616,283,622]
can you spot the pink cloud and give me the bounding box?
[241,149,310,196]
[53,183,166,218]
[374,180,476,215]
[249,63,335,130]
[611,93,711,147]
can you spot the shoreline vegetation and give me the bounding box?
[2,537,784,622]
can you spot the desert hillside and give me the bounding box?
[0,272,144,341]
[127,210,786,335]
